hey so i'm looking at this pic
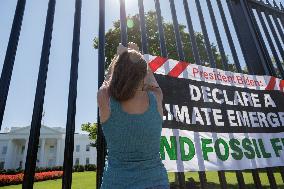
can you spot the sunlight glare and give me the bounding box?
[116,0,136,9]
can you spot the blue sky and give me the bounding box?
[0,0,282,133]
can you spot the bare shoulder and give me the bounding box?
[97,87,109,103]
[97,86,110,123]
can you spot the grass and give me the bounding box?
[1,171,284,189]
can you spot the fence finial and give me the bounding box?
[280,2,284,10]
[272,0,279,9]
[266,0,272,7]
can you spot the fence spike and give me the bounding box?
[266,0,272,7]
[280,2,284,10]
[272,0,279,9]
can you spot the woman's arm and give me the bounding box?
[144,64,164,118]
[100,57,115,89]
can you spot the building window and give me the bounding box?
[86,144,90,152]
[76,145,80,152]
[48,159,55,167]
[21,146,25,154]
[49,145,55,153]
[86,157,89,165]
[75,158,79,165]
[2,146,7,155]
[0,161,4,169]
[19,161,22,168]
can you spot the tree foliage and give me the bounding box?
[81,122,98,147]
[94,11,233,71]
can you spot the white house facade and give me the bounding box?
[0,125,97,170]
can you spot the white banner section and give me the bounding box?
[161,128,284,172]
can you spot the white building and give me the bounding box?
[0,125,97,170]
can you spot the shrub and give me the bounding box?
[84,164,96,171]
[73,165,85,172]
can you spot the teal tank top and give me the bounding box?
[100,91,169,189]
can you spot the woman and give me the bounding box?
[97,42,169,189]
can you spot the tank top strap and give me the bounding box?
[148,91,158,113]
[109,96,121,113]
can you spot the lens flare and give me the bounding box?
[127,19,134,28]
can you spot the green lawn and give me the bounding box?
[1,171,284,189]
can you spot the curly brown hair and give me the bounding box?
[108,50,147,101]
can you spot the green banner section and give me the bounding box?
[160,135,284,162]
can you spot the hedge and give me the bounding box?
[0,171,63,186]
[0,164,96,175]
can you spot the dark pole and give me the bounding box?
[169,0,185,61]
[206,0,229,70]
[249,4,277,77]
[22,0,56,188]
[120,0,128,46]
[195,0,217,68]
[0,0,26,130]
[138,0,148,54]
[256,9,284,78]
[183,0,201,65]
[96,0,106,188]
[227,0,270,75]
[154,0,168,57]
[216,0,242,72]
[62,0,82,188]
[168,0,186,188]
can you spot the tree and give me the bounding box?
[81,122,98,147]
[93,11,235,71]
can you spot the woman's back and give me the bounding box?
[100,91,169,189]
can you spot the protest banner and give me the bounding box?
[144,54,284,172]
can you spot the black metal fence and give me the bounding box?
[0,0,284,188]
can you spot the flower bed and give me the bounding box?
[0,171,63,186]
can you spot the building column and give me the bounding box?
[39,138,46,167]
[55,139,61,166]
[22,139,29,168]
[4,140,14,169]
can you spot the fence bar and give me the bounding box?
[206,0,229,70]
[249,7,277,77]
[195,0,216,68]
[96,0,106,188]
[272,0,278,8]
[0,0,26,129]
[182,0,201,65]
[120,0,127,46]
[226,0,253,74]
[256,9,284,78]
[169,0,185,61]
[227,0,270,75]
[249,0,284,16]
[235,170,246,189]
[272,15,284,43]
[138,0,148,54]
[22,0,56,188]
[168,0,186,187]
[216,0,242,72]
[154,0,167,57]
[198,171,207,189]
[264,13,284,61]
[280,166,284,183]
[62,0,82,188]
[266,167,277,189]
[252,169,262,189]
[218,171,227,189]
